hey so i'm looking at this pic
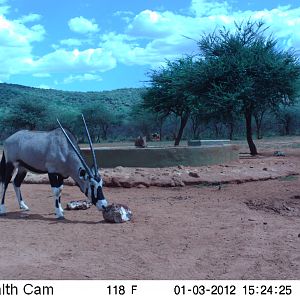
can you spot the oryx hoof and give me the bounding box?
[20,207,30,211]
[55,209,64,219]
[19,201,29,211]
[55,212,65,218]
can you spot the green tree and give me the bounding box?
[81,104,118,142]
[274,105,300,136]
[1,97,49,131]
[197,20,300,155]
[143,56,200,146]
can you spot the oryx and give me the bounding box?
[0,115,108,219]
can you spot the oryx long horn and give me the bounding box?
[81,114,98,175]
[57,119,93,178]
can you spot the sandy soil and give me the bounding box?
[0,148,299,280]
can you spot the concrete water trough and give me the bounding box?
[81,144,239,168]
[188,139,231,146]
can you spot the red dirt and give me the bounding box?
[0,148,300,279]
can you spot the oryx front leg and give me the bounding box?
[13,170,29,211]
[52,186,64,219]
[48,173,64,219]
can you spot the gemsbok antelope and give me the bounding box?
[0,115,108,219]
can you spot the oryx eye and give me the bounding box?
[79,168,86,179]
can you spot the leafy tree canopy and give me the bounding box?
[197,20,300,154]
[143,56,205,145]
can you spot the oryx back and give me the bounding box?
[3,128,77,176]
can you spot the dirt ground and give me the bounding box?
[0,142,300,279]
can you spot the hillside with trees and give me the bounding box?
[0,83,146,142]
[0,20,300,155]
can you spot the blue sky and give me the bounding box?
[0,0,299,91]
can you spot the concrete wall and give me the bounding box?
[188,140,231,146]
[81,144,239,168]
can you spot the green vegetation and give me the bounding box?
[143,56,200,145]
[0,83,145,142]
[143,20,300,154]
[0,20,300,155]
[200,20,300,155]
[278,175,298,181]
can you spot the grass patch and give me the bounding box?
[278,175,298,181]
[196,182,226,188]
[196,182,213,188]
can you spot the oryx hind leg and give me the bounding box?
[48,173,64,219]
[0,162,15,215]
[13,168,29,211]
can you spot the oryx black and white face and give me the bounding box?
[78,168,108,211]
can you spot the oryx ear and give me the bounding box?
[78,168,88,180]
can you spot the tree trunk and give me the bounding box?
[214,124,220,138]
[174,113,189,146]
[159,124,163,141]
[158,117,164,141]
[101,124,109,140]
[284,115,291,135]
[285,122,290,135]
[193,126,201,140]
[245,111,258,155]
[191,116,201,139]
[254,112,264,139]
[256,127,261,139]
[228,121,234,140]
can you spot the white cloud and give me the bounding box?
[0,11,115,81]
[0,14,46,78]
[99,1,300,69]
[101,9,215,66]
[59,38,94,47]
[100,31,196,67]
[30,48,116,74]
[127,10,176,39]
[33,73,51,78]
[68,16,99,34]
[60,38,83,47]
[18,13,42,24]
[38,84,50,89]
[113,10,134,17]
[0,0,9,15]
[113,10,134,23]
[63,73,102,84]
[0,10,114,80]
[0,15,45,46]
[190,0,231,16]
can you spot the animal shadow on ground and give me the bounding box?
[0,211,107,225]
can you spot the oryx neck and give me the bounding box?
[67,152,88,191]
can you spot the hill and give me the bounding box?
[0,83,145,115]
